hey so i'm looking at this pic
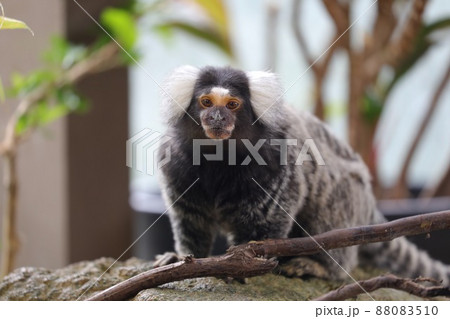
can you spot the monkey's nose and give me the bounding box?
[210,110,225,122]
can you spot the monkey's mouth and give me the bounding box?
[204,126,233,140]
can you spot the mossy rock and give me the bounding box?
[0,257,447,301]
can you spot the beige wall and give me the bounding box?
[1,0,132,271]
[0,0,68,268]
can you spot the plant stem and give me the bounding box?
[1,151,19,277]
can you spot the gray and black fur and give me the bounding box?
[156,65,450,285]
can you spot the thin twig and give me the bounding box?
[292,0,315,68]
[87,210,450,301]
[314,274,450,301]
[364,0,396,57]
[292,0,340,119]
[0,151,19,277]
[421,163,450,198]
[265,0,279,70]
[322,0,350,40]
[386,0,428,67]
[393,58,450,198]
[365,0,428,81]
[228,210,450,258]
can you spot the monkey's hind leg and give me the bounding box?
[277,257,329,279]
[277,246,358,280]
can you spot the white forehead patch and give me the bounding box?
[210,87,230,96]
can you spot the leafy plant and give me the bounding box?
[0,2,33,34]
[7,37,89,136]
[0,4,127,277]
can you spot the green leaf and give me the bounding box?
[192,0,228,36]
[0,16,34,35]
[324,102,347,119]
[62,45,88,69]
[8,70,55,97]
[100,8,138,51]
[156,22,233,57]
[12,83,89,135]
[133,0,165,16]
[56,87,88,113]
[15,102,46,135]
[154,24,174,42]
[423,17,450,35]
[43,37,71,66]
[37,104,70,125]
[190,0,232,56]
[0,76,5,103]
[362,92,383,123]
[13,85,89,136]
[15,114,29,135]
[157,0,234,58]
[9,72,26,95]
[384,17,450,98]
[43,37,88,69]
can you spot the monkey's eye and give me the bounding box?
[201,98,212,108]
[226,101,240,110]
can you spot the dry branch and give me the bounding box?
[422,163,450,198]
[373,0,396,49]
[87,210,450,301]
[292,0,340,120]
[364,0,396,59]
[322,0,349,41]
[265,0,279,69]
[0,151,18,275]
[314,274,450,301]
[385,0,427,67]
[292,0,315,69]
[87,252,277,301]
[365,0,427,81]
[393,58,450,198]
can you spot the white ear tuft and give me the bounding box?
[161,65,200,124]
[246,71,285,125]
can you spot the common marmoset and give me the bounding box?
[155,65,450,285]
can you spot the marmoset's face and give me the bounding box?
[198,87,242,140]
[188,66,254,140]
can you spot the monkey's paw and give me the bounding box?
[277,257,328,279]
[153,252,182,268]
[217,276,247,285]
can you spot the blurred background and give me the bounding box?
[0,0,449,277]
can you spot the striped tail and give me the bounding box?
[359,211,450,286]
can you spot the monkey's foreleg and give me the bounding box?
[153,202,216,268]
[153,252,181,268]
